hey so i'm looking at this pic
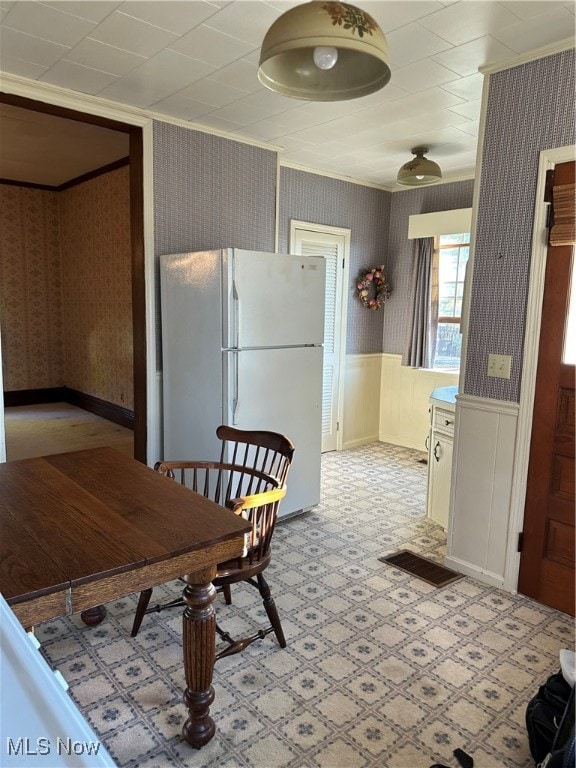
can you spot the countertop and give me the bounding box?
[430,384,458,408]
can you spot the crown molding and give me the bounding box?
[480,37,575,76]
[279,161,393,191]
[0,71,282,153]
[275,160,475,192]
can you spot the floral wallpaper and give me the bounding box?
[0,167,133,409]
[0,185,64,390]
[59,167,133,409]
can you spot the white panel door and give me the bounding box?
[291,225,349,453]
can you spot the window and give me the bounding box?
[431,232,470,371]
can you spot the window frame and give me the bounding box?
[430,232,471,371]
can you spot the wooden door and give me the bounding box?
[518,160,575,616]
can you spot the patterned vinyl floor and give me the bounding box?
[36,442,574,768]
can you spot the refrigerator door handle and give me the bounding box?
[232,280,240,349]
[231,351,239,425]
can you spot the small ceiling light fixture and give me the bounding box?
[397,147,442,186]
[258,1,391,101]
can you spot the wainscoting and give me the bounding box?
[446,393,519,588]
[342,353,458,452]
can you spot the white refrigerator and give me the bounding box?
[160,248,326,517]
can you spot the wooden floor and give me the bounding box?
[4,403,134,462]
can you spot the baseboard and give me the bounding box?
[443,555,504,588]
[379,432,427,452]
[4,387,66,406]
[342,435,379,450]
[64,389,134,430]
[4,387,134,430]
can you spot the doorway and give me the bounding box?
[0,93,146,462]
[290,221,350,453]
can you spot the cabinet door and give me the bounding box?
[429,435,453,529]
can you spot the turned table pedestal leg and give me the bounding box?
[181,565,218,748]
[80,605,107,625]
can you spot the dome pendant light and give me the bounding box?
[258,1,391,101]
[397,147,442,186]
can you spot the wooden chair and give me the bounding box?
[130,426,294,659]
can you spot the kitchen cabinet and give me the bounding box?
[426,385,457,530]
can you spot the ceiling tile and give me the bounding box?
[117,0,219,33]
[387,22,453,68]
[418,1,520,46]
[206,100,272,126]
[409,126,478,151]
[1,1,95,46]
[209,59,261,93]
[147,93,216,121]
[346,121,429,148]
[378,87,466,123]
[350,83,411,107]
[0,26,69,67]
[401,108,472,131]
[441,72,484,101]
[456,120,481,137]
[89,10,179,57]
[391,58,462,93]
[64,38,146,76]
[39,59,118,93]
[203,1,280,45]
[501,1,566,21]
[169,24,254,67]
[361,2,445,33]
[491,8,576,53]
[178,78,247,108]
[41,2,121,24]
[253,105,336,132]
[433,36,517,76]
[236,88,295,117]
[448,99,482,121]
[0,52,47,79]
[98,50,216,107]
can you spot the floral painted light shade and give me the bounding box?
[258,1,391,101]
[397,147,442,187]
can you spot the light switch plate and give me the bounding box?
[487,353,512,379]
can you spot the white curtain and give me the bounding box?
[402,237,435,368]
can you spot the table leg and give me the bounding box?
[181,565,218,748]
[81,605,107,625]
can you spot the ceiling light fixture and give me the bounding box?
[397,147,442,186]
[258,1,391,101]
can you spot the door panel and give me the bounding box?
[226,346,323,516]
[230,250,325,349]
[291,227,348,453]
[518,159,575,616]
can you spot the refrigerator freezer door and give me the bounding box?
[225,250,326,349]
[224,346,322,517]
[160,250,224,462]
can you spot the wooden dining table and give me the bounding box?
[0,446,250,749]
